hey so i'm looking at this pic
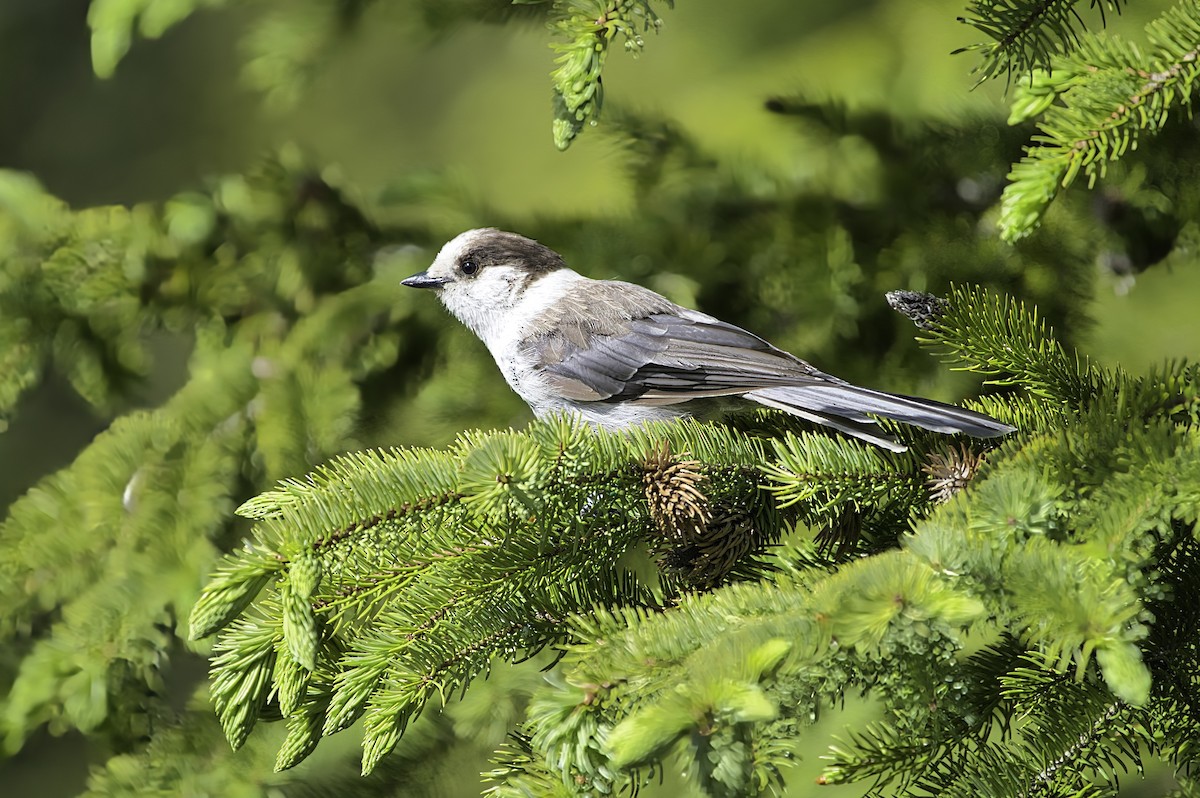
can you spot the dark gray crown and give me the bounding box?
[459,229,567,276]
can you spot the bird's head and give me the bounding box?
[402,228,567,341]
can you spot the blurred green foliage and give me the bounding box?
[1,0,1198,796]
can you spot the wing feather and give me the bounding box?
[515,276,1013,448]
[525,281,830,403]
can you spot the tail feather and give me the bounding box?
[749,395,908,452]
[746,384,1014,451]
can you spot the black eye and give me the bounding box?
[460,258,479,276]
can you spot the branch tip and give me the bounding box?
[886,291,949,331]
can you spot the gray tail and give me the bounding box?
[746,384,1015,453]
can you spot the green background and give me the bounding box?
[1,0,1196,794]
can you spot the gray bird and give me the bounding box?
[402,228,1014,452]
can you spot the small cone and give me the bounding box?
[922,443,986,503]
[642,441,709,541]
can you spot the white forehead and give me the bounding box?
[433,228,495,266]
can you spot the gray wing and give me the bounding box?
[526,281,832,406]
[523,280,1016,449]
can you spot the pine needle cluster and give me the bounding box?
[6,88,1198,792]
[999,0,1200,240]
[0,150,415,757]
[188,285,1200,796]
[9,3,1200,786]
[542,0,672,149]
[956,0,1124,85]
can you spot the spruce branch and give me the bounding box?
[1024,699,1128,795]
[956,0,1123,86]
[523,547,987,794]
[544,0,674,150]
[535,306,1198,795]
[191,282,1200,790]
[0,153,416,755]
[823,720,954,791]
[194,417,810,773]
[999,0,1200,240]
[763,432,925,514]
[484,733,582,797]
[820,637,1026,790]
[895,286,1103,406]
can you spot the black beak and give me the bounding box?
[401,271,451,289]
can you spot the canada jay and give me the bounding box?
[402,228,1014,452]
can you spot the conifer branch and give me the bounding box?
[544,0,674,149]
[763,432,926,513]
[5,50,1198,790]
[901,285,1103,406]
[1025,700,1126,794]
[495,292,1195,795]
[181,282,1200,793]
[956,0,1122,86]
[193,418,813,773]
[0,153,413,755]
[998,0,1200,240]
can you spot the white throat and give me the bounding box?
[458,269,586,353]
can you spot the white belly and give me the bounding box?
[474,270,703,429]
